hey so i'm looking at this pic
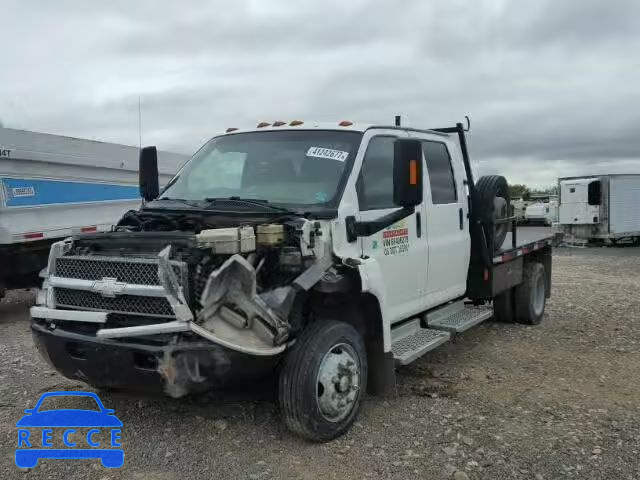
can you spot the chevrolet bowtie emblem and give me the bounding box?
[91,277,126,297]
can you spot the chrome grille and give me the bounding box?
[55,288,174,317]
[55,256,186,286]
[52,255,189,319]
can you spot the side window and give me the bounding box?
[422,141,457,204]
[357,136,396,210]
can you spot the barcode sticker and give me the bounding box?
[306,147,349,162]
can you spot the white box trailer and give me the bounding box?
[0,127,188,295]
[559,174,640,243]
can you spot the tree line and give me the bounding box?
[509,184,559,201]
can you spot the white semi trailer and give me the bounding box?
[559,174,640,244]
[0,127,188,297]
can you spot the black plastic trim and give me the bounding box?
[345,206,415,243]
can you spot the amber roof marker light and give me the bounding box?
[256,122,270,128]
[226,127,239,133]
[338,120,353,127]
[272,121,286,127]
[289,120,304,126]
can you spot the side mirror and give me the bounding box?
[139,146,159,201]
[393,139,423,207]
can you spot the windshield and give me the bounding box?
[160,130,363,206]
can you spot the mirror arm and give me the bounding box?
[345,206,415,243]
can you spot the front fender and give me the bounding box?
[357,258,391,352]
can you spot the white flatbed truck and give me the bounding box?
[30,119,553,441]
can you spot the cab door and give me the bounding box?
[416,137,470,305]
[357,130,429,322]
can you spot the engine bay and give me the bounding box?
[56,209,335,356]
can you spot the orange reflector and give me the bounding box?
[24,232,44,240]
[289,120,304,126]
[409,159,417,185]
[256,122,270,128]
[273,121,286,127]
[338,120,353,127]
[81,226,97,233]
[226,127,239,133]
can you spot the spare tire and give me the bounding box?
[476,175,510,252]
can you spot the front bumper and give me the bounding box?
[32,321,280,397]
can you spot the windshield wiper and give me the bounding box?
[204,197,300,215]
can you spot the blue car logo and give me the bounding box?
[16,391,123,468]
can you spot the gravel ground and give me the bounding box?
[1,246,639,479]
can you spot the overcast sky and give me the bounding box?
[1,0,639,187]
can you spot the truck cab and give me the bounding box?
[30,120,552,441]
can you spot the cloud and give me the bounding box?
[1,0,638,187]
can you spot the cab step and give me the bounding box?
[427,301,493,333]
[391,319,450,366]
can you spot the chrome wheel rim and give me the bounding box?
[316,343,360,422]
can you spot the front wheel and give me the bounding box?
[278,320,367,442]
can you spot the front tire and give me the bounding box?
[278,320,367,442]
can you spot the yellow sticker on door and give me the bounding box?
[382,220,409,256]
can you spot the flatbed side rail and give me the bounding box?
[467,237,553,301]
[492,238,553,265]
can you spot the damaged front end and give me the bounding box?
[150,245,294,356]
[197,254,290,354]
[31,218,335,397]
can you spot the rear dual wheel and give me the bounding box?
[278,320,367,442]
[493,262,546,325]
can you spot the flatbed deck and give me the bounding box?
[495,226,554,262]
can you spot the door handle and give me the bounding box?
[459,208,463,230]
[416,212,422,237]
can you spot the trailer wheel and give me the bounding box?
[514,262,546,325]
[476,175,511,252]
[278,320,367,442]
[493,288,515,323]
